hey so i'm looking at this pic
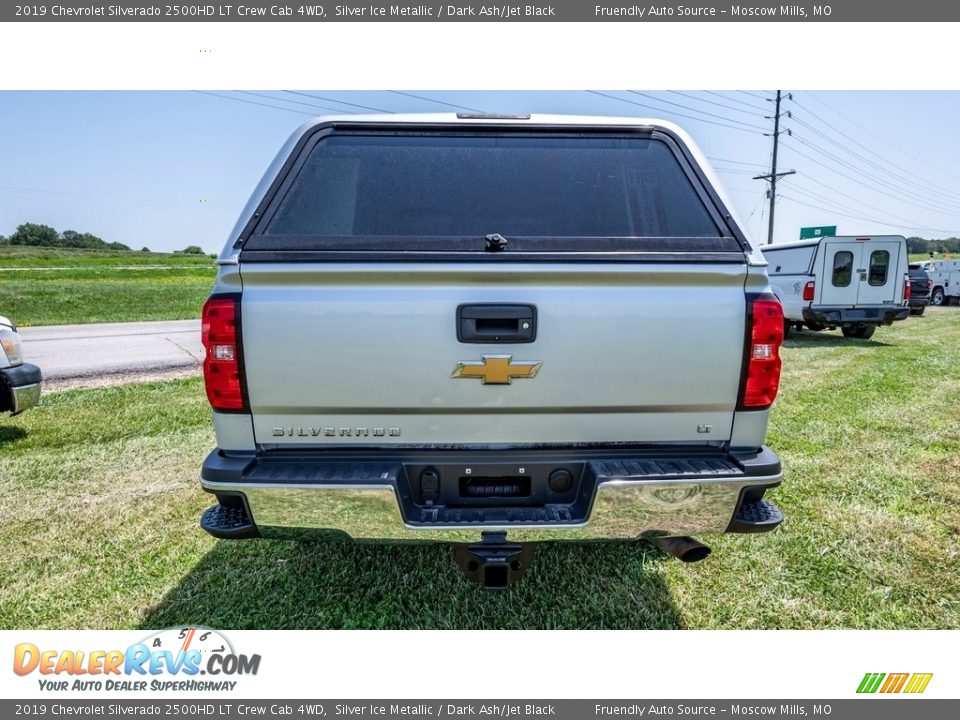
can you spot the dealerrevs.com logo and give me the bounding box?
[13,627,260,692]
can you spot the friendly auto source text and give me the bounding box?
[595,5,825,18]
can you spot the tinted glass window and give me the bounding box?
[869,250,890,286]
[832,251,853,287]
[265,135,721,239]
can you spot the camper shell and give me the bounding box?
[763,235,910,338]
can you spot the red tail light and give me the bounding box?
[904,277,911,301]
[740,297,784,409]
[202,296,246,411]
[927,279,933,290]
[802,280,815,302]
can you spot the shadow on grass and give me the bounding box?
[784,330,893,348]
[0,424,27,446]
[140,537,683,630]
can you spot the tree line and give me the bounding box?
[0,223,206,254]
[0,222,131,251]
[906,236,960,255]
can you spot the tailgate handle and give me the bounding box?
[457,304,537,343]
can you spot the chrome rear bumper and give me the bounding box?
[200,448,783,542]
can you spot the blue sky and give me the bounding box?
[2,90,960,253]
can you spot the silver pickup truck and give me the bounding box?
[198,114,786,588]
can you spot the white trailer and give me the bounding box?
[762,235,910,339]
[920,259,960,306]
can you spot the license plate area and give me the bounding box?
[459,476,532,499]
[404,461,584,508]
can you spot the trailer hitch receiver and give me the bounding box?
[452,532,535,590]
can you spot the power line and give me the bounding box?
[789,111,960,206]
[721,185,766,194]
[234,91,358,115]
[715,167,765,176]
[737,90,774,101]
[789,176,940,230]
[585,91,764,135]
[626,91,768,130]
[745,193,766,222]
[192,90,314,116]
[787,131,960,214]
[707,156,769,168]
[668,90,768,117]
[703,91,769,112]
[803,91,960,184]
[783,136,959,216]
[790,97,960,203]
[786,161,960,235]
[788,133,960,216]
[282,91,392,113]
[780,194,960,235]
[786,180,942,231]
[387,91,485,113]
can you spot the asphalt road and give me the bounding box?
[19,319,203,382]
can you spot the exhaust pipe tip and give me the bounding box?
[649,536,712,563]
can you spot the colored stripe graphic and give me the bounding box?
[904,673,933,694]
[880,673,908,693]
[857,672,932,694]
[857,673,885,693]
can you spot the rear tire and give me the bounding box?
[841,326,859,338]
[931,287,946,306]
[806,321,826,332]
[911,306,926,316]
[783,320,791,338]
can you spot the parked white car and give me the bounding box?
[763,235,910,339]
[0,315,42,415]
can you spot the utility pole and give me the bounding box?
[753,90,795,245]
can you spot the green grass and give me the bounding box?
[0,247,215,326]
[1,311,958,629]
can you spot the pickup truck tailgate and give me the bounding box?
[239,261,747,446]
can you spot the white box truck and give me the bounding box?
[920,259,960,306]
[763,235,910,339]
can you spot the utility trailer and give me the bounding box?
[764,235,910,339]
[920,259,960,306]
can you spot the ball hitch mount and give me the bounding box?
[452,531,536,590]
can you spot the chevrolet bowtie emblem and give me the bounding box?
[452,355,543,385]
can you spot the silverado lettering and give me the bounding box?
[272,427,401,438]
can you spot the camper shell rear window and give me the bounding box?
[869,250,890,286]
[242,128,745,258]
[832,251,854,287]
